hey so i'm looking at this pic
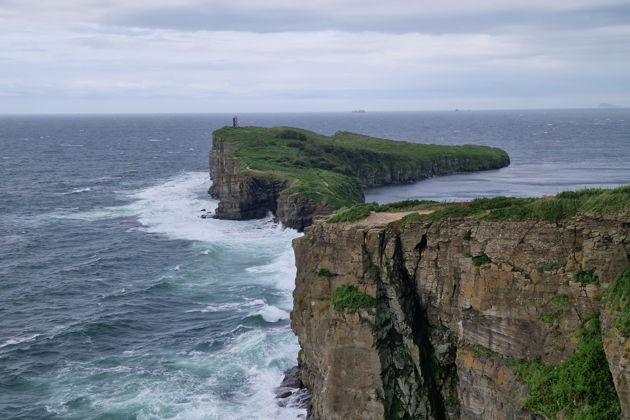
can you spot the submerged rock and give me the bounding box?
[275,365,312,412]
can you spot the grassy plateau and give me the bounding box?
[326,185,630,224]
[214,126,509,210]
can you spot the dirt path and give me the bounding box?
[350,209,434,227]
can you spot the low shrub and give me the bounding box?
[472,255,491,266]
[606,268,630,338]
[550,294,569,307]
[332,285,376,310]
[326,203,378,223]
[540,310,563,324]
[514,316,621,419]
[575,270,599,285]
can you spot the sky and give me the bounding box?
[1,0,629,113]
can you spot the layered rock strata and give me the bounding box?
[291,211,630,419]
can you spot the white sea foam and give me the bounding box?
[46,171,305,418]
[256,304,290,323]
[54,171,299,245]
[71,187,92,194]
[186,298,266,314]
[0,333,41,349]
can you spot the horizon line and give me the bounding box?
[0,106,627,117]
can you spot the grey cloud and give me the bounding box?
[109,3,630,34]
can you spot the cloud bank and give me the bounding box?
[1,0,629,112]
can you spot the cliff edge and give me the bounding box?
[292,188,630,419]
[208,127,510,231]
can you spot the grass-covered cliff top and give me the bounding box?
[326,185,630,224]
[214,126,509,209]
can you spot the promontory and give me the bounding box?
[208,126,510,231]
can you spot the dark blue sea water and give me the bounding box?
[1,110,629,419]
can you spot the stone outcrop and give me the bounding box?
[291,211,630,419]
[208,136,287,220]
[208,134,334,231]
[208,132,510,231]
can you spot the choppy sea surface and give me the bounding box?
[1,110,629,419]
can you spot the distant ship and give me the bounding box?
[351,109,366,113]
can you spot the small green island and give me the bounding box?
[209,126,510,230]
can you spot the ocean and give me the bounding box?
[1,110,629,419]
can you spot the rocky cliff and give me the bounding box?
[208,128,510,231]
[291,210,630,419]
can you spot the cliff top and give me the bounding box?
[212,126,510,210]
[325,185,630,226]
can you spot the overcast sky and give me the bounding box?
[1,0,629,113]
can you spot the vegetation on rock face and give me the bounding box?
[472,255,491,266]
[214,126,509,210]
[606,268,630,338]
[514,316,621,420]
[550,294,569,307]
[317,268,337,277]
[331,285,376,310]
[575,270,599,285]
[540,310,563,324]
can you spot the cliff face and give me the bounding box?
[209,134,333,230]
[353,156,505,189]
[208,136,283,220]
[208,133,510,231]
[291,211,630,419]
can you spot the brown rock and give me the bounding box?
[291,210,630,419]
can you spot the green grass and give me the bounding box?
[399,212,424,227]
[326,203,378,223]
[540,310,563,324]
[550,294,569,307]
[214,126,509,210]
[540,263,563,272]
[514,316,621,419]
[606,268,630,338]
[472,255,492,266]
[326,200,442,223]
[375,200,439,212]
[331,285,377,310]
[575,270,599,285]
[345,185,630,225]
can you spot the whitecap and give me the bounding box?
[0,333,41,349]
[255,305,290,323]
[186,298,266,313]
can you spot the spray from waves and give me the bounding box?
[51,171,298,247]
[44,171,306,419]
